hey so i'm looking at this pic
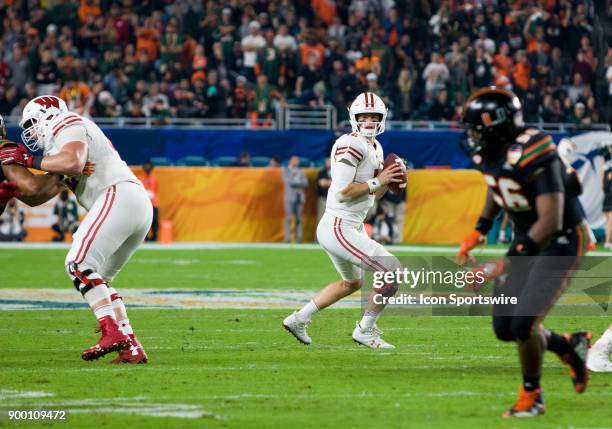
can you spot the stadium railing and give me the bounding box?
[3,114,609,132]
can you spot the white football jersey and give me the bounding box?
[325,132,384,223]
[40,112,139,211]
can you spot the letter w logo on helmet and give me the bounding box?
[34,96,60,109]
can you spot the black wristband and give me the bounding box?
[507,235,540,257]
[475,216,493,234]
[32,156,43,170]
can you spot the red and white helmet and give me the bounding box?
[348,92,387,138]
[19,95,68,151]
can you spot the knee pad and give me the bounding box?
[66,262,106,296]
[511,317,537,342]
[493,317,516,342]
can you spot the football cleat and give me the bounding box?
[502,386,544,418]
[559,331,591,393]
[82,316,130,361]
[283,312,312,345]
[352,322,395,349]
[111,334,148,364]
[586,341,612,372]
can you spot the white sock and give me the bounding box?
[117,318,133,335]
[93,303,114,320]
[359,312,380,330]
[296,300,319,322]
[83,285,111,307]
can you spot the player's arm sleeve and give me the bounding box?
[532,157,564,196]
[334,160,358,202]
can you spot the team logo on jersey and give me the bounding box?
[507,144,523,165]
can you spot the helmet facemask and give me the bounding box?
[354,113,384,138]
[21,116,44,152]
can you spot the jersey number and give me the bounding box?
[484,175,531,211]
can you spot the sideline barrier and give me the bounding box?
[21,167,487,243]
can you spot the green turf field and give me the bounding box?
[1,246,611,428]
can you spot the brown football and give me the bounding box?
[383,153,407,194]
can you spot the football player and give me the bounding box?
[457,87,591,417]
[0,114,64,214]
[283,92,405,348]
[0,96,152,363]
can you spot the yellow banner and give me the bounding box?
[403,170,487,244]
[136,167,320,242]
[20,167,487,244]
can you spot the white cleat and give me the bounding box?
[352,322,395,349]
[587,343,612,372]
[283,312,312,345]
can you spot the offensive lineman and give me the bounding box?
[0,96,152,363]
[283,92,405,348]
[458,87,591,417]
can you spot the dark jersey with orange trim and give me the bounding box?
[475,128,583,234]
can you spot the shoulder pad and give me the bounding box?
[511,129,556,169]
[46,113,85,138]
[334,133,366,165]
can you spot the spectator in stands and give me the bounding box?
[241,21,266,82]
[316,157,331,222]
[51,190,79,242]
[428,89,453,121]
[282,155,308,243]
[8,45,30,95]
[0,199,26,242]
[568,73,586,103]
[137,160,159,242]
[59,79,94,116]
[34,49,59,96]
[250,74,283,127]
[395,67,416,120]
[296,51,324,102]
[204,70,227,118]
[423,52,449,100]
[0,0,606,127]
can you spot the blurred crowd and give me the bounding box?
[0,0,610,126]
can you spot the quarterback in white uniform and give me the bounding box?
[283,92,404,348]
[1,95,152,363]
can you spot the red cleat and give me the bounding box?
[111,334,148,364]
[82,316,130,361]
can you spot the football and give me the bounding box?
[383,153,407,194]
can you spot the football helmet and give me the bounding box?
[19,95,68,152]
[461,87,524,161]
[349,92,387,138]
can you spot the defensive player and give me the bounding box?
[0,96,152,363]
[283,92,405,348]
[0,114,64,213]
[457,87,591,417]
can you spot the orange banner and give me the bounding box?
[18,168,487,244]
[403,170,487,244]
[135,167,320,242]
